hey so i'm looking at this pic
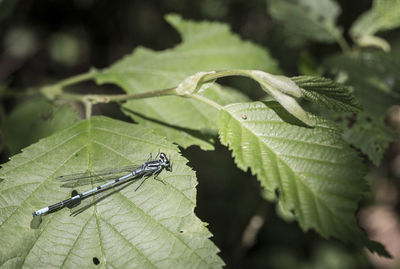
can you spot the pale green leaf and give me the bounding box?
[248,71,312,126]
[350,0,400,49]
[175,71,216,95]
[219,101,388,255]
[94,14,279,149]
[291,76,362,112]
[0,117,223,268]
[265,88,313,126]
[2,97,80,154]
[250,71,302,98]
[267,0,342,43]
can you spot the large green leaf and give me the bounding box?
[267,0,342,43]
[2,97,81,154]
[350,0,400,50]
[219,101,388,255]
[94,14,279,149]
[0,117,223,268]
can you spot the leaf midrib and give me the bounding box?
[228,105,358,235]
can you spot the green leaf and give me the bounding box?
[350,0,400,49]
[2,97,80,154]
[219,101,388,255]
[267,0,342,43]
[0,117,223,268]
[291,76,362,112]
[94,14,279,149]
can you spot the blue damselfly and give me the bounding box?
[32,152,172,216]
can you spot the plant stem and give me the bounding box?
[83,87,176,103]
[336,35,351,53]
[57,70,96,88]
[43,69,252,112]
[188,94,222,110]
[84,99,92,119]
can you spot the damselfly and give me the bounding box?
[32,152,172,216]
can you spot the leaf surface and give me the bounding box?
[219,101,388,255]
[0,117,223,268]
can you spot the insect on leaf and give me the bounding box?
[0,117,223,268]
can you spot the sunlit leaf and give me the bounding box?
[0,117,223,268]
[219,101,389,256]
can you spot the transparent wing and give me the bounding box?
[57,165,141,188]
[68,176,144,216]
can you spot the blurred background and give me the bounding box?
[0,0,399,268]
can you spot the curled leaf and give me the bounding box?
[176,71,216,95]
[250,70,312,126]
[251,70,302,98]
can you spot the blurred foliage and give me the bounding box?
[267,0,343,44]
[2,97,80,154]
[324,50,400,165]
[0,0,400,268]
[350,0,400,51]
[48,33,86,67]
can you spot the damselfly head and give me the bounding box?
[159,152,172,171]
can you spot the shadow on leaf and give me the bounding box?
[263,101,313,128]
[121,106,217,144]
